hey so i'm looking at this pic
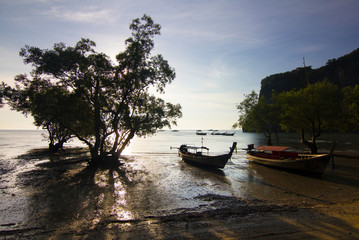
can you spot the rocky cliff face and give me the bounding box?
[259,48,359,100]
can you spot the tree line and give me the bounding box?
[233,80,359,154]
[0,15,182,167]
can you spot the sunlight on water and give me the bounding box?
[96,193,105,205]
[113,174,127,206]
[91,169,135,221]
[112,171,134,220]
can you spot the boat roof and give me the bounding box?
[255,146,292,151]
[185,145,209,150]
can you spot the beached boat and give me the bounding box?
[178,142,237,168]
[246,145,332,174]
[196,130,207,135]
[223,132,235,136]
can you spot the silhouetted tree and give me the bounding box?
[2,76,78,152]
[2,15,182,165]
[233,91,258,130]
[233,91,281,145]
[0,83,6,107]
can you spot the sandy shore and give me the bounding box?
[1,149,359,239]
[2,197,359,239]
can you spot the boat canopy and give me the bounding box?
[185,145,209,151]
[255,146,292,152]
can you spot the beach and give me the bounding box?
[1,130,359,239]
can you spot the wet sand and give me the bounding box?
[1,148,359,239]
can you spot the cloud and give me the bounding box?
[159,1,267,48]
[45,6,118,24]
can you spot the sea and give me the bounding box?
[1,129,359,229]
[1,129,358,157]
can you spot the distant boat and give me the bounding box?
[172,130,179,132]
[211,131,225,135]
[246,145,333,174]
[196,130,207,135]
[210,131,235,136]
[223,132,235,136]
[177,142,237,168]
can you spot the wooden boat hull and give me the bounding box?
[179,152,230,168]
[196,132,207,135]
[247,152,331,174]
[179,142,237,169]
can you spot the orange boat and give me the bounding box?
[247,145,333,174]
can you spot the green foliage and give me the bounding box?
[236,80,346,152]
[273,80,341,153]
[275,80,341,132]
[2,15,182,162]
[237,48,359,151]
[233,91,258,130]
[234,91,281,145]
[2,75,78,151]
[342,85,359,131]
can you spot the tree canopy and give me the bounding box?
[235,48,359,153]
[232,90,258,131]
[342,85,359,131]
[233,91,280,145]
[274,80,341,153]
[235,80,345,153]
[1,15,182,165]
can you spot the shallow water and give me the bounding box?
[1,130,359,232]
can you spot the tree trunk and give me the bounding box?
[310,133,318,154]
[49,143,59,153]
[89,129,135,168]
[89,148,101,168]
[90,78,102,168]
[274,126,279,146]
[48,140,65,153]
[301,128,318,154]
[264,132,272,146]
[264,123,272,145]
[118,129,135,155]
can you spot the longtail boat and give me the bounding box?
[246,145,333,174]
[178,142,237,168]
[196,130,207,135]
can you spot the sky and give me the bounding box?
[1,0,359,130]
